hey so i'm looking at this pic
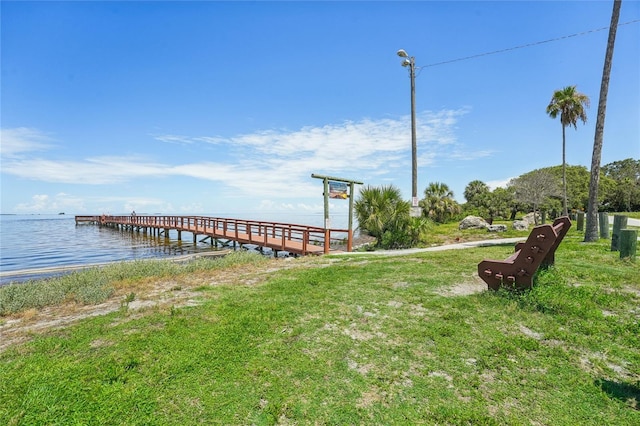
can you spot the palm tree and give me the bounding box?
[585,0,622,242]
[354,184,410,246]
[419,182,461,223]
[546,85,590,216]
[463,180,490,207]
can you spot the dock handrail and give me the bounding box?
[76,215,350,255]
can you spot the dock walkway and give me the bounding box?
[75,215,352,256]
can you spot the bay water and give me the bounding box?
[0,214,230,284]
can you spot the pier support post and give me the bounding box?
[611,215,628,251]
[577,211,584,231]
[619,229,637,260]
[577,212,584,231]
[598,212,609,239]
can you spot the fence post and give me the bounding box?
[598,212,609,239]
[576,211,584,231]
[619,229,637,260]
[611,215,628,251]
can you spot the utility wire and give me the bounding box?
[422,19,640,68]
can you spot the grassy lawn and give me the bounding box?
[614,211,640,220]
[418,220,528,247]
[1,228,638,424]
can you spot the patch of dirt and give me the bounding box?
[0,256,316,353]
[331,234,377,252]
[356,386,388,408]
[347,358,374,375]
[519,325,543,340]
[434,275,486,297]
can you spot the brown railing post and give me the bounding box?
[302,230,308,254]
[324,229,330,254]
[281,229,286,251]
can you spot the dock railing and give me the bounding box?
[76,215,351,255]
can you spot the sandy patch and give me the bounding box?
[435,276,486,297]
[0,256,317,353]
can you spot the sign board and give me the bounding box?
[329,181,349,199]
[311,173,363,253]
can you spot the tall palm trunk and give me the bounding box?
[585,0,622,242]
[562,123,567,216]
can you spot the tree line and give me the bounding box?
[466,158,639,223]
[354,158,638,249]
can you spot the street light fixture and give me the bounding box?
[397,49,420,217]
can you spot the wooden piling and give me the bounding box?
[577,212,584,231]
[619,229,637,260]
[611,215,628,251]
[598,212,609,239]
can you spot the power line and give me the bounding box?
[422,19,640,68]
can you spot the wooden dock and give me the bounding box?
[75,215,353,256]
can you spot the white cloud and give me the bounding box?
[11,193,180,215]
[1,157,168,184]
[153,134,195,145]
[1,109,492,201]
[486,178,514,190]
[14,192,85,213]
[448,149,494,161]
[0,127,53,157]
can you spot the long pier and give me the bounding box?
[75,215,353,256]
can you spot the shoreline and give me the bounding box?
[0,250,232,285]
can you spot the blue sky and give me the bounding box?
[2,1,639,228]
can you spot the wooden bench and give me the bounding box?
[478,216,571,290]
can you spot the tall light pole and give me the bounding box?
[397,49,420,217]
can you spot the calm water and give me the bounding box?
[0,215,228,284]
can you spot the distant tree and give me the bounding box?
[615,178,637,211]
[469,187,515,224]
[419,182,462,224]
[463,180,490,207]
[585,0,622,242]
[509,170,561,224]
[544,165,592,211]
[602,159,640,211]
[602,158,640,181]
[486,187,515,222]
[546,85,590,216]
[539,196,563,220]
